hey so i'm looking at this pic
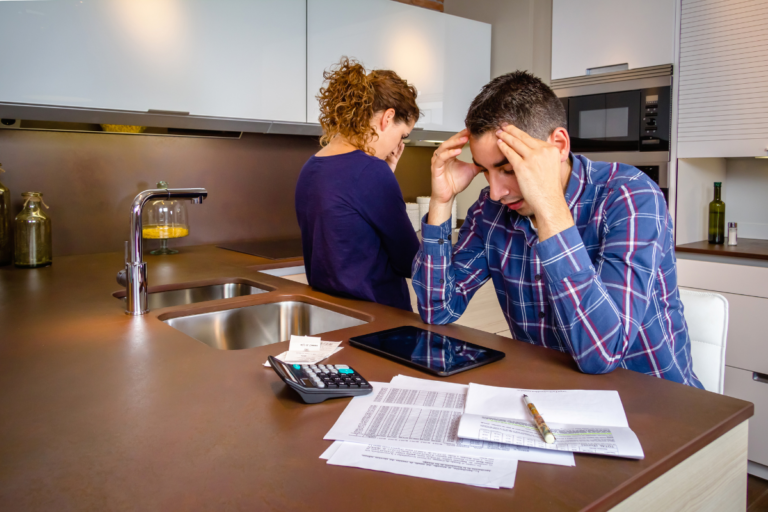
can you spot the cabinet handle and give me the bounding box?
[754,372,768,384]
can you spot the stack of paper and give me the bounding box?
[263,335,343,367]
[457,383,644,459]
[321,376,575,489]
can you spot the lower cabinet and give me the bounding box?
[406,279,509,335]
[282,273,308,285]
[677,257,768,469]
[724,366,768,467]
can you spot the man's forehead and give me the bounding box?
[469,132,509,169]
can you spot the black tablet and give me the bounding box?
[348,325,505,377]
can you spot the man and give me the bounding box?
[412,71,702,388]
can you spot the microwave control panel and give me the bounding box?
[640,86,670,152]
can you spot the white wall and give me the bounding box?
[551,0,675,80]
[676,158,727,245]
[724,158,768,240]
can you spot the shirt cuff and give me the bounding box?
[420,214,453,257]
[535,225,594,282]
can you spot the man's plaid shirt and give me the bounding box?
[412,154,703,388]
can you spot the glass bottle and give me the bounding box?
[14,192,52,268]
[708,182,725,245]
[0,164,11,266]
[142,181,189,255]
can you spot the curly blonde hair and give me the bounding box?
[317,57,420,155]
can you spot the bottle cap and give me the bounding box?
[728,222,737,228]
[714,182,722,186]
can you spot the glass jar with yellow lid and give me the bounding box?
[142,181,189,255]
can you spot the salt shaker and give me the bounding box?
[727,222,738,246]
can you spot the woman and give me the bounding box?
[295,57,420,311]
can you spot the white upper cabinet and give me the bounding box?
[677,0,768,158]
[307,0,491,132]
[0,0,307,122]
[551,0,675,80]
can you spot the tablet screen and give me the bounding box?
[349,326,505,375]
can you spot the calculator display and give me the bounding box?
[349,326,505,377]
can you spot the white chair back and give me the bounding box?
[679,288,729,393]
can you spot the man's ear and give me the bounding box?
[549,127,571,161]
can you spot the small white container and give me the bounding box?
[405,202,420,232]
[727,222,738,246]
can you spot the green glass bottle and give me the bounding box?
[708,182,725,245]
[14,192,52,268]
[0,164,11,266]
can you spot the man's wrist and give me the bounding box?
[427,197,454,226]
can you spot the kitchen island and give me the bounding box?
[0,246,753,511]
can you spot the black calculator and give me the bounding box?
[268,356,373,404]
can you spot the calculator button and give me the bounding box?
[330,369,339,374]
[360,383,371,388]
[326,383,338,388]
[301,365,309,368]
[316,382,326,388]
[338,383,349,388]
[338,368,353,374]
[349,383,360,388]
[292,364,301,370]
[354,377,362,381]
[334,365,349,369]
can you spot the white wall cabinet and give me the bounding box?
[0,0,307,122]
[307,0,491,132]
[676,0,768,158]
[551,0,675,80]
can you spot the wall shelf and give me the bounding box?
[676,239,768,263]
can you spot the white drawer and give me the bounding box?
[717,292,768,375]
[677,258,768,299]
[724,366,768,466]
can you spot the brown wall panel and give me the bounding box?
[0,129,434,257]
[0,130,320,256]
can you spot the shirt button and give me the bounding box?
[439,279,444,284]
[534,274,542,281]
[538,311,545,319]
[438,239,445,245]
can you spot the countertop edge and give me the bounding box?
[583,403,754,512]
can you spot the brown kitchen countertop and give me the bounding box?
[0,245,753,511]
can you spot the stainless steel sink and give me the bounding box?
[119,283,267,310]
[162,301,368,350]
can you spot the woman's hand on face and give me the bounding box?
[430,129,479,205]
[386,140,406,172]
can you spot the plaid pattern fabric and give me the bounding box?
[412,154,703,388]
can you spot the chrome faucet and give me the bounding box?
[117,187,208,315]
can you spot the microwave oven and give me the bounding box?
[559,86,671,154]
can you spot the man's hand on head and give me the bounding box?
[428,129,480,226]
[495,124,574,242]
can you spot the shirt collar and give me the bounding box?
[564,153,588,210]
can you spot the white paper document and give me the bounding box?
[326,441,518,489]
[457,383,644,459]
[323,381,574,466]
[263,338,343,367]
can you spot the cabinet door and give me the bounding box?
[677,0,768,158]
[307,0,490,132]
[551,0,675,80]
[724,366,768,466]
[0,0,306,122]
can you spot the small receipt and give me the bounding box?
[264,339,343,367]
[289,335,322,352]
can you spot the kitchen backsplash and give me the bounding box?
[0,129,435,257]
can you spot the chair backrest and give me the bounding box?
[679,287,729,393]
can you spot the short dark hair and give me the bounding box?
[465,71,566,140]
